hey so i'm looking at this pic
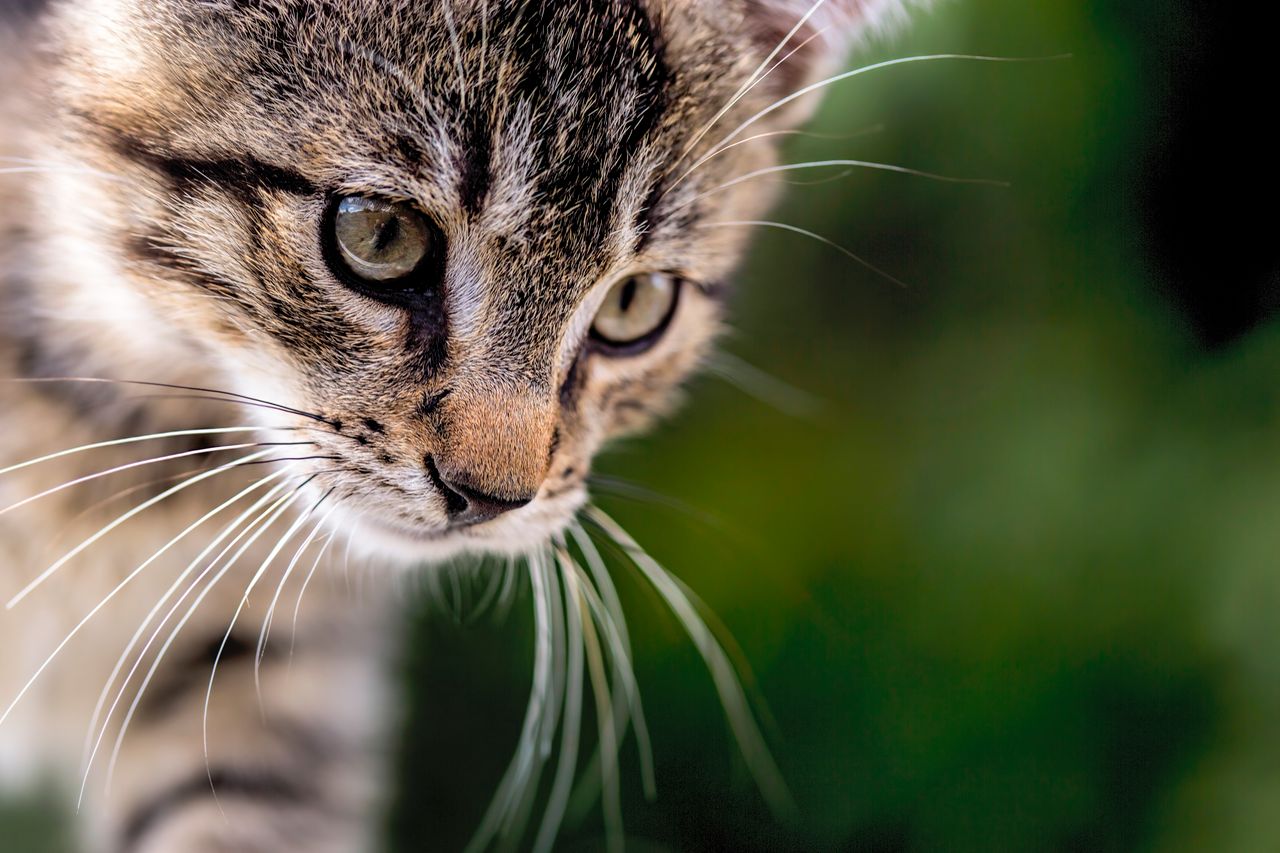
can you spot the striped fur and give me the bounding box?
[0,1,913,850]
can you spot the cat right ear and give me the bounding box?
[740,0,919,96]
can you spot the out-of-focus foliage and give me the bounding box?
[390,3,1278,850]
[6,1,1275,851]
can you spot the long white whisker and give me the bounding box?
[54,464,246,556]
[672,158,1007,215]
[97,477,309,799]
[587,507,794,817]
[77,470,297,758]
[0,156,123,183]
[667,130,805,194]
[706,351,824,419]
[76,473,301,805]
[256,505,336,700]
[0,426,278,479]
[0,441,305,519]
[0,165,123,182]
[465,549,555,853]
[201,484,330,774]
[466,558,511,625]
[703,54,1060,163]
[499,552,565,846]
[0,467,289,733]
[669,0,830,173]
[6,449,280,609]
[287,532,337,673]
[702,219,908,288]
[576,566,623,853]
[531,550,585,853]
[5,377,328,423]
[569,524,655,796]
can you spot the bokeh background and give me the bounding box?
[5,1,1278,850]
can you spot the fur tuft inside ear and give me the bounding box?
[743,0,922,80]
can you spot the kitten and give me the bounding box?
[0,1,918,850]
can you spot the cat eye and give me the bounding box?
[326,195,441,297]
[590,273,681,352]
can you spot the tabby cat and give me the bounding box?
[0,1,919,850]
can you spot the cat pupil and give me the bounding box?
[372,216,401,253]
[619,279,638,313]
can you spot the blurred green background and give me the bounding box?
[6,1,1278,850]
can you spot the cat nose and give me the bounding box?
[425,385,555,524]
[445,468,535,522]
[433,464,536,525]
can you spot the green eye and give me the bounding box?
[330,195,437,285]
[591,273,681,350]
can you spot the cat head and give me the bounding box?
[27,0,914,561]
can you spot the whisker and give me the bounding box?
[127,394,328,422]
[287,531,338,672]
[495,556,522,621]
[701,219,909,289]
[0,467,294,734]
[668,0,831,175]
[0,426,289,479]
[670,123,886,196]
[576,568,623,853]
[0,156,123,183]
[569,525,655,797]
[531,550,585,853]
[202,483,331,776]
[673,158,1007,215]
[504,552,567,842]
[77,472,303,804]
[464,558,513,626]
[255,505,337,702]
[553,547,627,852]
[665,572,782,741]
[668,129,806,193]
[0,165,124,182]
[466,548,557,853]
[0,441,310,519]
[705,351,825,419]
[55,464,244,552]
[7,377,329,423]
[701,53,1067,164]
[101,477,313,799]
[587,475,723,531]
[585,507,794,818]
[6,448,281,609]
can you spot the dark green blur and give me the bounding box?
[6,2,1271,851]
[391,3,1270,851]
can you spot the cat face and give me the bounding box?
[37,0,895,561]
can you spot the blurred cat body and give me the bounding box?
[0,1,916,850]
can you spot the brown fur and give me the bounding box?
[0,1,916,849]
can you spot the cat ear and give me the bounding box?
[741,0,918,91]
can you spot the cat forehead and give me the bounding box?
[97,1,694,243]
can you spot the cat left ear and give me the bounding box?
[741,0,917,91]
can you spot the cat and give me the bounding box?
[0,1,919,850]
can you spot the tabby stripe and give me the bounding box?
[135,632,259,723]
[458,110,494,215]
[117,766,321,853]
[107,132,317,201]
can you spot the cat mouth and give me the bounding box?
[343,484,587,561]
[365,515,486,544]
